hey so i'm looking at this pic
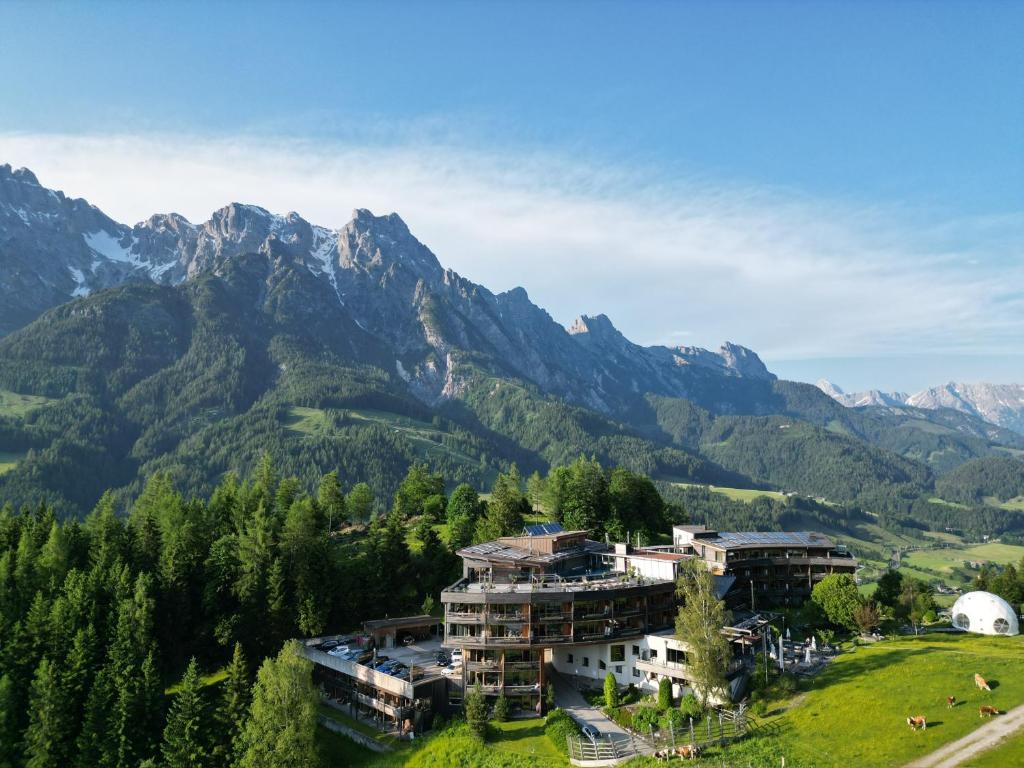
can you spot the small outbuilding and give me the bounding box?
[950,591,1019,636]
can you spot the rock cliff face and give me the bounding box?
[0,164,775,413]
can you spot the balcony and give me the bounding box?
[504,683,542,695]
[533,612,572,622]
[488,614,528,624]
[447,612,486,623]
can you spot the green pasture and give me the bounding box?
[671,482,786,503]
[750,633,1024,767]
[0,388,52,418]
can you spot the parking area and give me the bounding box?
[376,637,449,681]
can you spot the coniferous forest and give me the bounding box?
[0,454,686,768]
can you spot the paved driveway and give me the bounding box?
[548,667,647,755]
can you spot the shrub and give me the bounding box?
[604,672,619,709]
[661,707,685,733]
[657,677,672,710]
[775,673,799,697]
[679,693,703,720]
[493,692,510,722]
[623,683,639,704]
[923,609,938,624]
[632,704,661,734]
[545,682,556,711]
[544,708,580,755]
[609,706,634,731]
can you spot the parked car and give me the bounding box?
[355,650,374,665]
[450,649,463,662]
[401,635,416,646]
[388,663,408,676]
[441,664,462,677]
[327,645,351,657]
[434,652,450,667]
[369,656,391,669]
[319,640,340,650]
[581,724,600,743]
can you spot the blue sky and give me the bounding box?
[1,0,1022,391]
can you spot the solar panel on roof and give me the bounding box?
[523,522,564,536]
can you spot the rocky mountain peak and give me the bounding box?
[0,164,40,185]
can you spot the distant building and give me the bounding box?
[673,525,857,606]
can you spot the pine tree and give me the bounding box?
[476,470,528,541]
[74,666,117,768]
[213,642,250,768]
[464,682,489,739]
[161,659,208,768]
[23,658,72,768]
[0,674,20,768]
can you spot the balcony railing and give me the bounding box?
[533,612,572,622]
[488,614,528,624]
[504,683,542,695]
[447,612,486,622]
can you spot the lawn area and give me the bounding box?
[0,451,24,476]
[745,633,1024,768]
[490,719,566,762]
[0,388,52,418]
[671,482,786,503]
[163,666,227,694]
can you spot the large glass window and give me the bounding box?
[953,613,971,630]
[610,645,625,663]
[994,618,1010,634]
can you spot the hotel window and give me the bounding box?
[610,645,625,663]
[615,666,623,674]
[583,657,590,667]
[567,653,574,664]
[632,645,640,656]
[632,668,640,678]
[599,660,606,670]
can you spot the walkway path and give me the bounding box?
[904,702,1024,768]
[548,667,647,757]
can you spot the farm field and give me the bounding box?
[901,543,1024,588]
[747,633,1024,768]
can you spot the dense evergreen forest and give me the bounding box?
[0,453,688,768]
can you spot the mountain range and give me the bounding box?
[818,380,1024,436]
[2,163,1023,536]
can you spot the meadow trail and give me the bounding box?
[904,702,1024,768]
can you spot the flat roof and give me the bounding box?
[457,537,605,566]
[362,614,437,631]
[631,549,689,562]
[698,531,834,550]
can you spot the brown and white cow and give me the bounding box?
[676,744,700,760]
[975,673,992,692]
[980,705,1001,718]
[907,715,928,731]
[947,696,956,709]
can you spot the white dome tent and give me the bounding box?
[950,591,1019,636]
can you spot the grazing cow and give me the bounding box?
[677,744,700,759]
[975,673,992,692]
[947,696,956,709]
[980,705,1000,718]
[907,715,928,731]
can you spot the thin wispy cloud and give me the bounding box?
[2,132,1021,365]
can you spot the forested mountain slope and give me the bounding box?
[1,165,1022,528]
